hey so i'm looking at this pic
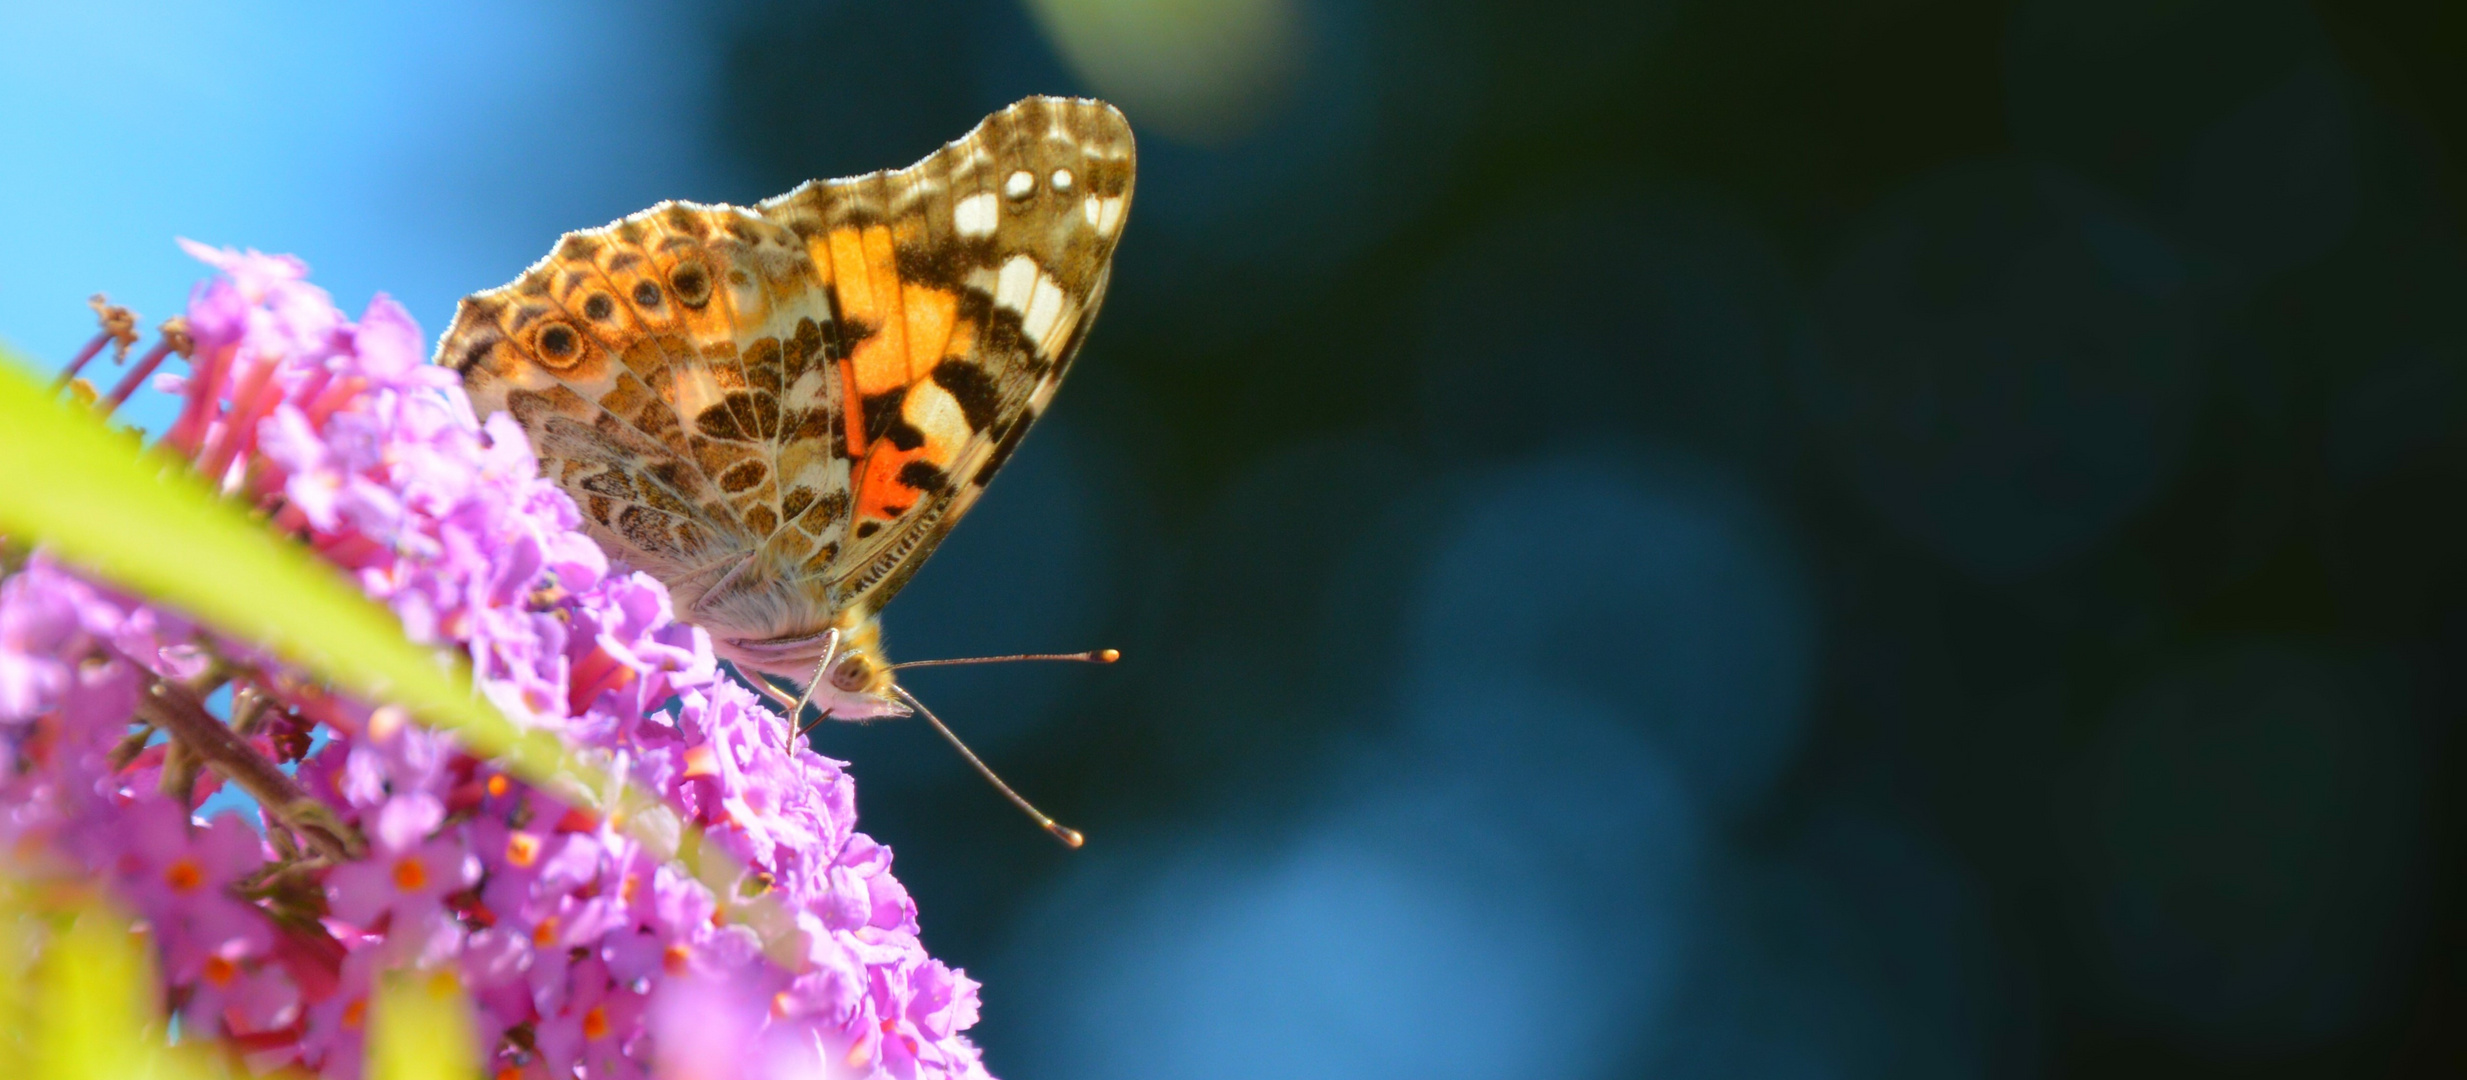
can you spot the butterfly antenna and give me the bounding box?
[891,683,1084,848]
[892,648,1120,671]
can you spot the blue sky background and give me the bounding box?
[0,0,738,432]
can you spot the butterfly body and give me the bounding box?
[438,97,1133,719]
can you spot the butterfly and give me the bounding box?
[437,97,1132,838]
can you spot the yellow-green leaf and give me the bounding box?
[367,969,478,1080]
[28,901,197,1080]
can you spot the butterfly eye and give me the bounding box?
[632,280,663,308]
[534,322,582,368]
[829,653,873,692]
[669,260,713,309]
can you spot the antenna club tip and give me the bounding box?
[1051,825,1086,848]
[1095,648,1121,663]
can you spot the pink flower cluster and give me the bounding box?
[0,245,991,1080]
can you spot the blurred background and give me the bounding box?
[7,0,2467,1075]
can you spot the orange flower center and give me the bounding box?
[342,997,367,1030]
[485,774,510,798]
[202,953,239,987]
[163,856,204,893]
[391,855,428,891]
[581,1004,610,1041]
[504,832,540,868]
[532,915,560,947]
[682,746,719,778]
[662,943,691,976]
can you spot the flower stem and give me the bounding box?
[136,678,364,859]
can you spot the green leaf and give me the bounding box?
[367,969,478,1080]
[26,896,203,1080]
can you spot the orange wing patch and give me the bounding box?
[846,291,976,532]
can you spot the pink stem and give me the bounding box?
[198,351,281,483]
[305,374,364,429]
[50,331,111,390]
[100,338,178,412]
[166,342,232,454]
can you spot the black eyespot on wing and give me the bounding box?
[583,294,614,321]
[536,322,582,369]
[633,280,663,308]
[670,260,714,308]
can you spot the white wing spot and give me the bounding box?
[954,192,999,238]
[902,379,971,448]
[1083,196,1102,228]
[994,254,1038,315]
[1004,170,1036,200]
[1051,168,1075,192]
[1022,273,1068,353]
[1094,196,1127,236]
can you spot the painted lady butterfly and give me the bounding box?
[438,97,1133,838]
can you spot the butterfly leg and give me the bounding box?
[780,627,841,755]
[744,669,803,712]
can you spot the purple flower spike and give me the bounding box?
[0,246,997,1078]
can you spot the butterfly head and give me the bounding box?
[814,627,901,717]
[720,614,909,721]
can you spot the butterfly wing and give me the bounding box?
[443,196,849,636]
[753,96,1134,615]
[441,96,1132,657]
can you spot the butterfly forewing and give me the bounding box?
[442,96,1133,670]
